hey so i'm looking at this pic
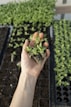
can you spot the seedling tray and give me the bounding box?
[49,45,71,107]
[49,20,71,107]
[8,21,51,63]
[0,26,12,68]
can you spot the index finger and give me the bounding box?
[32,32,39,40]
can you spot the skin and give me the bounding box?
[10,32,50,107]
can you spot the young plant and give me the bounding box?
[26,32,48,63]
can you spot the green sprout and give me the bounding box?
[26,34,48,63]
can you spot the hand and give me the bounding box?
[21,32,50,78]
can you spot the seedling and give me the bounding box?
[11,51,16,62]
[26,33,48,63]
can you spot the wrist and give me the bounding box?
[20,70,38,84]
[17,70,37,91]
[21,68,39,80]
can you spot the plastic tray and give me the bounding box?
[49,23,71,107]
[0,26,12,68]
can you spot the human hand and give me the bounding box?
[21,32,50,78]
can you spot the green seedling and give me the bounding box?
[11,51,16,62]
[26,33,48,63]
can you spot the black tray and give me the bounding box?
[0,26,12,68]
[49,22,71,107]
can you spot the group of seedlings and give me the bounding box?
[0,0,55,26]
[0,0,71,87]
[54,20,71,86]
[0,0,55,64]
[8,22,49,63]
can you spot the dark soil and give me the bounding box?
[0,24,49,107]
[0,47,49,107]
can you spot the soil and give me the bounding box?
[0,24,49,107]
[0,47,49,107]
[0,46,49,107]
